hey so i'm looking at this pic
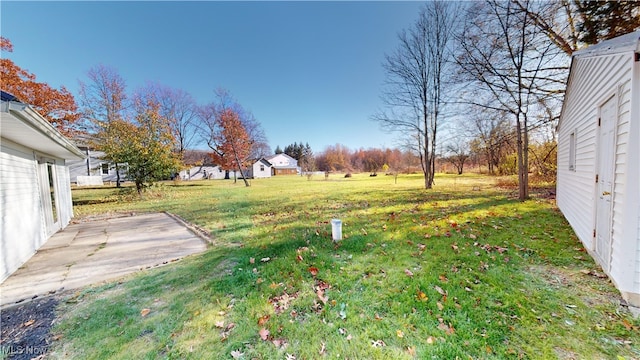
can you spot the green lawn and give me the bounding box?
[51,174,639,359]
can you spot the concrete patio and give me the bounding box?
[0,212,209,308]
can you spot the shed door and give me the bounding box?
[595,96,616,270]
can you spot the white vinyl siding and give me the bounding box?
[0,140,76,282]
[558,31,640,305]
[0,142,45,282]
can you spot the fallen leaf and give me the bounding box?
[249,257,255,264]
[308,267,319,276]
[259,327,270,341]
[346,334,352,341]
[361,228,368,235]
[426,336,435,344]
[469,233,477,239]
[140,308,151,317]
[396,329,404,338]
[451,243,458,251]
[407,346,417,356]
[316,289,328,304]
[375,313,383,320]
[215,320,225,328]
[417,291,428,301]
[225,322,236,331]
[434,285,446,296]
[273,338,287,348]
[437,302,444,311]
[319,342,326,355]
[230,349,244,359]
[438,321,455,335]
[438,274,448,282]
[286,354,296,360]
[261,257,271,262]
[404,269,414,277]
[23,319,35,327]
[296,254,303,262]
[257,314,270,326]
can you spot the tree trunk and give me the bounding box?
[115,163,122,188]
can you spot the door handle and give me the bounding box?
[602,191,611,196]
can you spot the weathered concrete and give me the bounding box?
[0,212,208,308]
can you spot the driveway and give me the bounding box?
[0,212,209,308]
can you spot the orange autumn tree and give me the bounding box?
[210,109,252,187]
[0,37,79,136]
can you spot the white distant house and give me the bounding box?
[265,153,300,176]
[0,91,85,282]
[250,158,273,179]
[556,31,640,308]
[179,165,226,180]
[68,145,126,185]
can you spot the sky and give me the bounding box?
[1,1,426,153]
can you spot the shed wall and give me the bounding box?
[558,51,639,303]
[0,141,46,282]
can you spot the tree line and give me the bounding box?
[375,0,639,200]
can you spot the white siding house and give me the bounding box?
[179,165,226,180]
[557,31,640,308]
[250,158,273,179]
[0,92,85,282]
[68,147,126,185]
[266,153,300,175]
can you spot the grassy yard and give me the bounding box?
[50,174,639,359]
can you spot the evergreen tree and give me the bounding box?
[576,1,640,45]
[274,145,283,154]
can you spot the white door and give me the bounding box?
[595,96,616,270]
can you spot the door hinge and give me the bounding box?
[593,229,596,238]
[595,174,599,183]
[598,117,601,126]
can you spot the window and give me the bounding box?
[101,163,109,175]
[260,165,265,171]
[569,131,576,171]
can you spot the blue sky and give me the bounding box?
[1,1,425,152]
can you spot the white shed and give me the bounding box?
[557,31,640,308]
[0,92,85,282]
[251,158,272,179]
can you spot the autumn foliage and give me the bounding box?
[98,101,180,194]
[0,37,79,136]
[209,109,252,186]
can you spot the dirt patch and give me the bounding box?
[1,296,59,359]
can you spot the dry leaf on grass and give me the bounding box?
[258,327,270,341]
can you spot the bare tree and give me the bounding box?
[78,64,128,187]
[134,82,198,160]
[456,0,566,200]
[374,1,462,189]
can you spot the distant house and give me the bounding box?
[68,145,126,185]
[250,158,273,179]
[179,164,226,180]
[0,91,85,282]
[556,31,640,308]
[265,153,300,175]
[178,150,225,180]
